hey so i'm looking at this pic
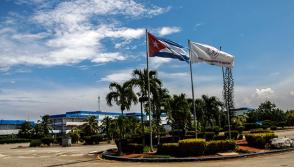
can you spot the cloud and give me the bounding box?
[255,88,274,98]
[290,91,294,96]
[0,0,169,69]
[158,26,181,36]
[100,69,133,82]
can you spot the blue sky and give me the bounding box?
[0,0,294,120]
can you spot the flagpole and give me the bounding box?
[146,29,153,151]
[188,40,197,138]
[220,46,231,140]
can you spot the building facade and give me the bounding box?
[0,120,34,135]
[49,111,147,134]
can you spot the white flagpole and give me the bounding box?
[146,29,153,151]
[188,40,197,138]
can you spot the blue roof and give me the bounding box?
[0,120,34,125]
[49,111,143,119]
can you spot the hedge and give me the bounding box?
[245,133,277,148]
[250,129,273,134]
[83,135,101,145]
[205,140,236,155]
[178,138,206,156]
[0,138,30,144]
[157,143,179,156]
[157,139,236,156]
[41,136,54,146]
[30,139,42,147]
[224,130,239,140]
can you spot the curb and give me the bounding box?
[101,147,294,162]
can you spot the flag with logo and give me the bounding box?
[147,32,189,62]
[189,41,234,68]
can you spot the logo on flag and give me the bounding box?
[189,42,234,68]
[147,32,189,62]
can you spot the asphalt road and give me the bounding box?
[0,129,293,167]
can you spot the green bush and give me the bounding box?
[83,135,101,145]
[41,136,54,146]
[30,139,42,147]
[244,123,261,130]
[224,130,239,140]
[54,136,62,145]
[213,135,227,140]
[122,143,143,153]
[236,126,244,133]
[69,133,79,144]
[157,143,179,156]
[205,140,237,155]
[178,138,206,156]
[245,133,277,148]
[270,126,277,130]
[250,129,273,134]
[0,138,30,144]
[205,126,221,135]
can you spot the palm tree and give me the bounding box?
[201,95,223,129]
[81,116,99,136]
[40,115,52,136]
[127,69,161,145]
[106,82,138,116]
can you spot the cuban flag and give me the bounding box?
[147,32,189,62]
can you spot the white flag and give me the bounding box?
[189,41,234,68]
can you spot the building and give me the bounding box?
[0,120,34,135]
[231,107,255,116]
[49,111,147,134]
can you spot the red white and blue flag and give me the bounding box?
[147,32,189,62]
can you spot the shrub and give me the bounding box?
[83,135,100,145]
[245,133,277,148]
[69,133,79,144]
[270,126,277,130]
[262,120,275,129]
[250,129,273,134]
[0,138,30,144]
[244,123,261,130]
[123,143,143,153]
[236,126,244,133]
[178,138,206,156]
[205,140,236,155]
[213,135,227,140]
[160,136,180,144]
[157,143,179,156]
[54,136,62,145]
[205,126,221,135]
[30,139,42,147]
[41,136,54,146]
[224,130,239,140]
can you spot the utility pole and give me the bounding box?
[98,96,101,112]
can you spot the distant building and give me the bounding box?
[48,111,148,134]
[231,107,255,116]
[0,120,34,135]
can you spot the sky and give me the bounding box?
[0,0,294,121]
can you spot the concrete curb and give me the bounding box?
[101,147,294,162]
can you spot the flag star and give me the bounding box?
[153,40,159,48]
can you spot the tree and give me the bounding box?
[286,110,294,126]
[106,82,138,116]
[101,116,112,143]
[246,101,286,124]
[40,115,52,136]
[127,69,162,145]
[80,116,99,136]
[18,122,33,139]
[201,95,223,130]
[168,94,192,137]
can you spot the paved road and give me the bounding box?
[0,129,293,167]
[0,143,293,167]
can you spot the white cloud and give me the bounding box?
[290,91,294,96]
[158,26,181,36]
[100,69,133,82]
[0,0,169,68]
[256,88,274,98]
